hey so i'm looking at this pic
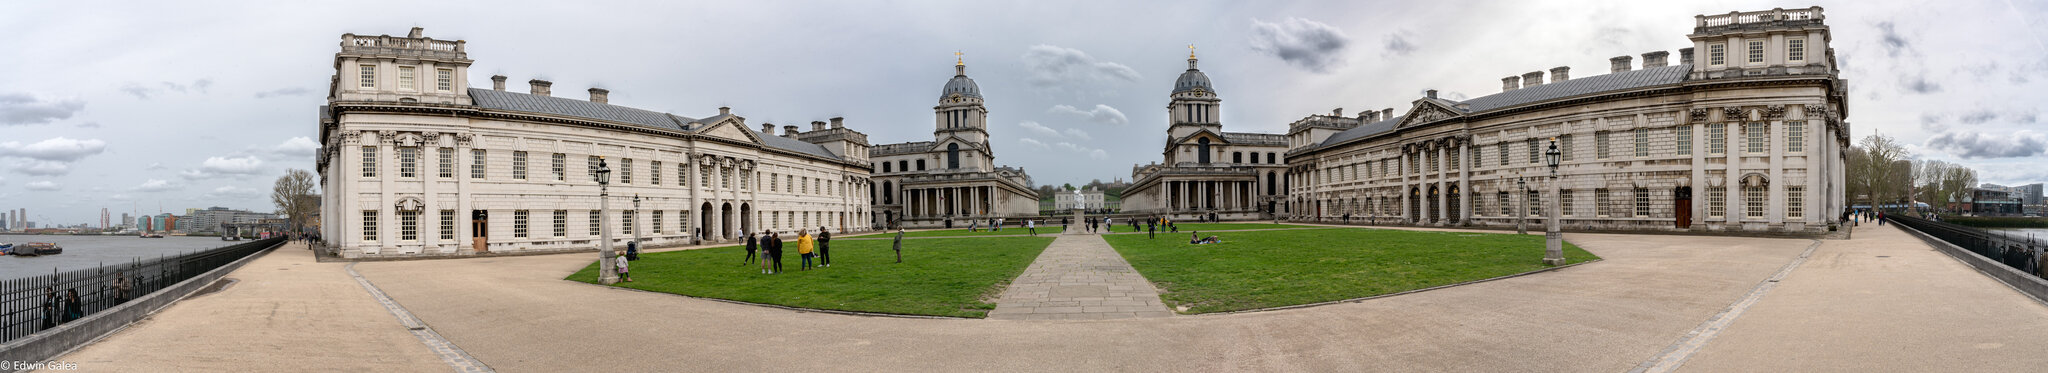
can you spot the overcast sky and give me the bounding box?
[3,0,2044,226]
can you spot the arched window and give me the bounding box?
[1197,137,1211,164]
[915,159,925,171]
[947,143,961,169]
[1234,152,1243,164]
[1266,172,1276,195]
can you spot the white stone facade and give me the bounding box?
[1055,188,1106,210]
[868,61,1039,229]
[317,28,873,258]
[1122,53,1290,220]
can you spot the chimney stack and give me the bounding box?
[1332,108,1344,117]
[762,123,775,135]
[1425,89,1438,99]
[782,125,800,138]
[1610,56,1634,73]
[491,75,507,91]
[1382,108,1394,119]
[588,88,609,104]
[1550,66,1571,82]
[719,106,731,116]
[1679,47,1696,65]
[830,117,844,129]
[811,121,827,132]
[1521,71,1545,87]
[1643,51,1670,67]
[529,79,552,96]
[1502,76,1522,92]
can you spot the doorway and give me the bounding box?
[470,210,488,253]
[1674,186,1693,229]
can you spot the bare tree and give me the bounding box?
[1852,133,1911,208]
[272,169,319,233]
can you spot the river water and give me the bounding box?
[1988,228,2048,243]
[0,234,251,277]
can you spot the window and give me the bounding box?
[1596,188,1611,217]
[882,162,891,173]
[621,159,633,184]
[512,151,527,180]
[439,210,455,240]
[771,211,779,229]
[1527,138,1540,164]
[653,211,664,234]
[770,173,779,192]
[1498,143,1509,166]
[1634,187,1651,217]
[623,210,635,235]
[741,170,751,190]
[552,153,566,181]
[436,69,453,91]
[1788,39,1806,62]
[1595,132,1611,159]
[553,210,567,237]
[1709,43,1726,66]
[513,210,529,238]
[362,210,378,241]
[399,210,418,241]
[1708,123,1727,155]
[589,211,601,236]
[651,161,662,185]
[678,163,688,186]
[361,146,377,177]
[1786,121,1805,153]
[471,149,487,179]
[1428,152,1439,172]
[700,166,711,187]
[1268,152,1276,164]
[915,159,926,170]
[588,156,601,183]
[398,66,416,90]
[1634,128,1650,158]
[1744,186,1766,219]
[1380,159,1389,176]
[1527,191,1542,216]
[1746,123,1768,154]
[722,167,732,189]
[1787,186,1806,219]
[1560,134,1574,162]
[1409,154,1419,175]
[1708,189,1727,218]
[1747,40,1765,64]
[397,147,418,178]
[1677,125,1693,156]
[1561,189,1575,216]
[359,65,375,88]
[437,148,453,178]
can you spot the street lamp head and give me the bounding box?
[1544,137,1561,173]
[632,194,640,203]
[595,157,611,185]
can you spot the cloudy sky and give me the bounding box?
[2,0,2044,226]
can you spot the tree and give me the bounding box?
[272,169,319,233]
[1849,133,1911,208]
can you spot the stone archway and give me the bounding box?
[700,202,715,240]
[720,202,734,240]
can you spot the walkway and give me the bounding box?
[986,233,1172,320]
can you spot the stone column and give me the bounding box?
[1459,142,1472,226]
[1399,148,1410,223]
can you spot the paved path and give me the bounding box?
[986,233,1172,320]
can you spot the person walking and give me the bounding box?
[1061,217,1069,231]
[892,229,905,263]
[615,253,633,282]
[744,232,759,266]
[817,226,832,267]
[1026,219,1037,236]
[797,230,816,270]
[111,271,133,304]
[766,232,785,274]
[1147,221,1156,239]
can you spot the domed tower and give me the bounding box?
[935,55,990,145]
[1167,47,1220,140]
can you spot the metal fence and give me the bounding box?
[1888,215,2044,278]
[0,237,283,343]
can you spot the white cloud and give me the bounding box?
[0,93,86,126]
[133,179,178,192]
[145,162,165,170]
[1017,121,1061,137]
[1061,128,1093,141]
[0,137,108,162]
[1018,138,1050,150]
[1021,45,1141,95]
[10,160,71,176]
[25,180,59,191]
[181,155,266,179]
[1048,104,1128,125]
[1089,149,1107,160]
[205,185,261,199]
[272,136,320,159]
[253,87,311,98]
[1249,17,1352,73]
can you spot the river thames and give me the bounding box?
[0,234,256,277]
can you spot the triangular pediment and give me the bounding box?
[1396,100,1464,128]
[698,118,760,144]
[1173,129,1228,145]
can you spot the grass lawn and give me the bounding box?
[567,236,1055,318]
[1089,222,1316,233]
[1103,228,1598,314]
[891,226,1066,238]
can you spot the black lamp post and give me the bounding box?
[1516,174,1527,235]
[596,157,618,284]
[1543,138,1565,266]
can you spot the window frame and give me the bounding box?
[512,151,528,180]
[1746,123,1768,155]
[436,68,453,91]
[471,149,486,179]
[1786,121,1805,153]
[361,146,378,178]
[362,210,379,242]
[397,147,418,178]
[439,210,455,240]
[513,210,529,238]
[398,66,416,90]
[359,65,376,88]
[552,153,566,181]
[1634,128,1650,158]
[1708,43,1727,66]
[553,210,567,238]
[1596,131,1611,159]
[1634,188,1651,218]
[437,148,453,178]
[1787,38,1806,62]
[1676,125,1693,156]
[1747,40,1766,65]
[1744,186,1766,219]
[1708,123,1727,155]
[1595,188,1611,217]
[399,210,419,241]
[1787,186,1806,219]
[1707,188,1727,219]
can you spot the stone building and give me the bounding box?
[868,58,1039,228]
[1120,51,1291,220]
[1055,187,1107,210]
[1284,7,1849,235]
[316,28,874,258]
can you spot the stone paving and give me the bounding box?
[986,233,1173,320]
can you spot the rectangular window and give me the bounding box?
[1499,192,1512,216]
[1746,123,1768,154]
[1708,189,1727,218]
[1380,159,1389,176]
[622,210,635,235]
[678,163,688,186]
[701,167,712,188]
[1747,40,1765,64]
[589,211,601,236]
[1786,121,1805,153]
[1449,150,1461,171]
[1635,187,1651,217]
[1708,123,1727,155]
[553,210,567,238]
[362,146,377,177]
[436,69,453,91]
[1428,152,1439,172]
[1527,190,1542,217]
[589,156,601,183]
[359,65,376,88]
[362,210,378,241]
[552,153,566,181]
[1527,138,1540,164]
[1409,155,1419,174]
[724,168,734,189]
[512,151,528,180]
[621,159,633,184]
[399,210,419,241]
[1498,143,1509,166]
[437,148,453,178]
[1744,186,1766,219]
[1561,189,1575,216]
[1709,43,1726,66]
[439,210,455,240]
[770,172,779,192]
[513,210,529,238]
[397,147,417,178]
[1787,186,1806,219]
[471,149,487,179]
[1634,128,1650,158]
[651,161,662,185]
[1595,188,1611,217]
[1677,125,1693,156]
[652,211,664,234]
[1788,39,1806,62]
[1560,134,1574,162]
[742,170,751,190]
[398,66,416,90]
[1595,132,1611,159]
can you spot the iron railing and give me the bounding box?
[1888,215,2043,278]
[0,237,283,343]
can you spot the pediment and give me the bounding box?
[698,118,761,144]
[1174,129,1228,145]
[1396,100,1464,129]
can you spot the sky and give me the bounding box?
[2,0,2045,226]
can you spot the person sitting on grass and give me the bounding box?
[1189,232,1221,245]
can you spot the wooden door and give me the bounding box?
[471,210,489,253]
[1674,187,1693,229]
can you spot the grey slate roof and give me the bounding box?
[1314,115,1404,149]
[759,134,842,160]
[468,88,693,132]
[1307,64,1692,152]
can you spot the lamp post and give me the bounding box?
[596,157,618,285]
[631,193,643,258]
[1515,174,1527,235]
[1543,137,1566,266]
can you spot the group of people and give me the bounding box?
[966,218,1012,233]
[35,271,135,331]
[735,227,835,274]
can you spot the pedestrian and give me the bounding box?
[818,226,832,267]
[111,271,133,304]
[1062,217,1069,231]
[625,239,640,261]
[767,232,785,274]
[615,253,633,283]
[1105,217,1114,232]
[744,232,759,265]
[888,228,905,264]
[1026,219,1037,236]
[62,289,83,323]
[969,220,979,232]
[798,229,816,270]
[1148,221,1156,239]
[40,288,57,329]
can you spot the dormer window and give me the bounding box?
[1708,44,1726,66]
[359,65,375,88]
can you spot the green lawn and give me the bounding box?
[567,236,1055,318]
[1103,228,1598,314]
[1107,222,1315,233]
[890,226,1066,238]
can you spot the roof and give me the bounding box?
[758,134,842,160]
[468,88,692,132]
[1305,64,1693,152]
[1173,69,1213,94]
[941,65,982,99]
[1222,132,1287,147]
[1315,115,1404,149]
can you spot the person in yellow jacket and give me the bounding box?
[797,229,817,271]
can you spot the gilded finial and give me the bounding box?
[1188,44,1196,59]
[956,50,964,66]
